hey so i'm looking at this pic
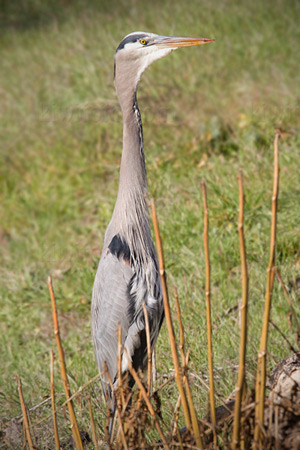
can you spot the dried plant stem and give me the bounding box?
[232,173,249,449]
[143,301,152,395]
[201,181,217,446]
[124,349,170,450]
[174,287,185,365]
[117,324,126,409]
[35,372,103,428]
[88,395,99,450]
[48,276,83,450]
[175,287,203,449]
[60,372,103,409]
[104,363,117,445]
[152,349,157,386]
[254,133,280,447]
[151,199,192,432]
[118,324,122,389]
[114,328,129,450]
[116,408,128,450]
[50,350,60,450]
[275,268,300,347]
[270,319,297,353]
[17,377,34,450]
[172,395,181,436]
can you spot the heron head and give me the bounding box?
[114,31,214,102]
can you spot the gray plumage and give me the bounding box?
[91,31,214,401]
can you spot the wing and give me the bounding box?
[92,233,164,395]
[91,245,134,391]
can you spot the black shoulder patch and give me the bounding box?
[108,234,131,262]
[116,33,147,52]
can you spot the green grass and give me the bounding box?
[1,0,300,447]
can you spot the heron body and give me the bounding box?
[91,32,213,400]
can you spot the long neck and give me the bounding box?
[117,92,147,200]
[110,75,152,261]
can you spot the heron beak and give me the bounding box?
[152,35,215,49]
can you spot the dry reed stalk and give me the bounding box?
[254,133,280,447]
[153,375,175,395]
[270,320,297,353]
[142,301,152,395]
[50,350,60,450]
[152,349,157,386]
[104,362,117,445]
[201,181,217,446]
[118,324,122,390]
[151,199,192,432]
[87,395,99,450]
[151,199,191,430]
[35,372,103,428]
[117,324,126,409]
[17,377,35,450]
[48,275,83,450]
[174,287,185,365]
[116,408,128,450]
[232,173,249,449]
[172,394,181,436]
[104,362,128,450]
[60,372,103,408]
[124,349,170,450]
[174,287,203,449]
[276,268,300,347]
[115,326,129,450]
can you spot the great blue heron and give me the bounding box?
[91,30,213,414]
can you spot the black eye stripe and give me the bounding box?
[116,34,148,52]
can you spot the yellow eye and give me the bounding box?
[140,39,147,45]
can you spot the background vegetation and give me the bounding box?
[1,0,299,447]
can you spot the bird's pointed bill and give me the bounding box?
[152,36,215,48]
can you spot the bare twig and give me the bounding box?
[270,320,297,353]
[201,181,217,447]
[88,395,99,450]
[172,394,181,436]
[48,275,83,450]
[17,377,35,450]
[104,363,117,446]
[60,372,103,408]
[117,323,126,410]
[152,349,157,386]
[275,268,300,348]
[174,287,203,449]
[143,301,152,395]
[174,287,185,366]
[232,172,249,449]
[115,325,129,450]
[50,350,60,450]
[254,132,280,447]
[124,349,170,450]
[152,375,175,395]
[151,199,193,433]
